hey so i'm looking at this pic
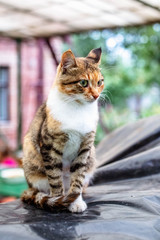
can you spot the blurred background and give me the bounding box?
[0,0,160,202]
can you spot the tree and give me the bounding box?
[62,24,160,143]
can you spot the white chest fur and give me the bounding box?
[63,130,82,164]
[47,88,99,193]
[47,88,99,135]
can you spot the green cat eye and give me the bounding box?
[80,80,88,87]
[97,79,104,87]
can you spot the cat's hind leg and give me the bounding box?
[21,175,50,207]
[21,187,64,210]
[21,188,39,204]
[21,171,63,209]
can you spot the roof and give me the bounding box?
[0,0,160,38]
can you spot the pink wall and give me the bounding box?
[0,37,62,150]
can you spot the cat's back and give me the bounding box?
[25,102,46,141]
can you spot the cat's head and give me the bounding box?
[55,48,104,104]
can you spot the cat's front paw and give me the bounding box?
[68,195,87,213]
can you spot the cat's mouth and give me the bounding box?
[65,94,98,105]
[74,98,96,104]
[86,98,99,103]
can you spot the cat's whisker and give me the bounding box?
[99,92,112,105]
[98,96,106,106]
[100,65,116,71]
[102,89,112,102]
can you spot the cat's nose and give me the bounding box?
[92,94,99,100]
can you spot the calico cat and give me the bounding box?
[21,48,104,212]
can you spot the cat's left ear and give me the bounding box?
[60,49,77,72]
[86,48,102,65]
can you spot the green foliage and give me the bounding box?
[141,104,160,118]
[62,24,160,144]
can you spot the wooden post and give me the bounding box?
[45,38,59,66]
[16,39,22,151]
[36,39,44,108]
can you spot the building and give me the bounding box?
[0,37,62,150]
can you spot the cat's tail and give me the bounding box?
[21,188,79,211]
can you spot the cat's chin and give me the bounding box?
[76,96,98,104]
[86,99,98,103]
[75,99,97,105]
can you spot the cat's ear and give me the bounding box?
[60,49,76,72]
[86,48,102,64]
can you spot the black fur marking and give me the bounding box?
[30,165,38,171]
[45,165,53,170]
[43,155,53,162]
[42,153,52,161]
[42,144,52,151]
[72,184,81,189]
[48,174,60,180]
[43,158,51,163]
[50,183,62,189]
[70,163,86,173]
[45,163,62,171]
[52,146,63,156]
[45,130,55,140]
[41,145,63,157]
[53,163,63,170]
[79,173,85,179]
[62,80,80,85]
[78,148,90,156]
[43,135,49,141]
[75,179,83,187]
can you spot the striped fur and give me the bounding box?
[21,48,104,212]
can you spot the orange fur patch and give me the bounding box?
[52,56,104,102]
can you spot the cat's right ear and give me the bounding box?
[86,48,102,65]
[60,49,76,73]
